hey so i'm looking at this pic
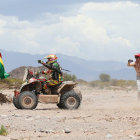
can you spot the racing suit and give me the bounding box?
[41,61,63,86]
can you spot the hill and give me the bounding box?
[0,49,136,81]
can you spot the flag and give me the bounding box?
[0,53,10,79]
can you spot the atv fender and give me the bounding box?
[20,81,42,93]
[57,81,77,94]
[73,87,82,101]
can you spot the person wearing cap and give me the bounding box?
[128,53,140,99]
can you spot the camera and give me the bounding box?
[128,59,133,63]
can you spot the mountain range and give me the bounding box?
[0,49,136,81]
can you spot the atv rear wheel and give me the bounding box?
[59,90,81,110]
[19,91,38,110]
[13,96,22,109]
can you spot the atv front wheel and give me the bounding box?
[59,90,81,110]
[13,96,22,109]
[18,91,38,110]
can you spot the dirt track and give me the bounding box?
[0,86,140,140]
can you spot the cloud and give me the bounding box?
[0,1,139,61]
[80,1,139,12]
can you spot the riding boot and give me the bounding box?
[43,84,51,95]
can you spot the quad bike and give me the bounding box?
[13,69,82,110]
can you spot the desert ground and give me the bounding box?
[1,85,140,140]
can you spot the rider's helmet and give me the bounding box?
[44,54,58,64]
[135,53,140,59]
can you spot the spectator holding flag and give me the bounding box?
[0,53,10,79]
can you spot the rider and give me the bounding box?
[38,54,63,93]
[128,53,140,99]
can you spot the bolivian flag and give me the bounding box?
[0,53,9,79]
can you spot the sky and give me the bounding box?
[0,0,140,62]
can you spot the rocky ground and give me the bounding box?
[0,86,140,140]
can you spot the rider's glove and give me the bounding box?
[38,60,42,64]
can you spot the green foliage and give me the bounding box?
[0,73,136,90]
[110,79,136,87]
[89,79,136,89]
[99,73,111,82]
[0,78,23,89]
[0,125,8,136]
[89,80,110,89]
[63,73,77,81]
[62,72,136,89]
[77,79,88,85]
[110,79,117,86]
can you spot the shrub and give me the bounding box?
[89,80,110,88]
[0,125,8,136]
[77,79,88,85]
[99,73,111,82]
[89,79,136,89]
[114,80,136,87]
[110,79,118,86]
[0,78,23,89]
[63,73,77,81]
